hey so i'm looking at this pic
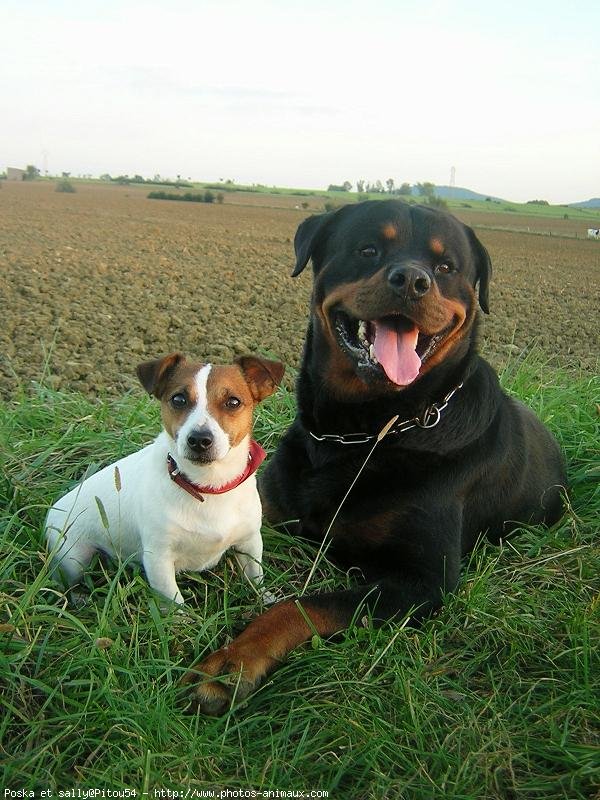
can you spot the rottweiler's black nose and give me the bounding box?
[186,428,214,452]
[388,265,432,299]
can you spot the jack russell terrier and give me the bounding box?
[45,353,284,605]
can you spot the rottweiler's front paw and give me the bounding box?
[180,644,275,716]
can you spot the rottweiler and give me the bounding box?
[182,199,566,714]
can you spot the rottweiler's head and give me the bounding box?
[293,200,491,397]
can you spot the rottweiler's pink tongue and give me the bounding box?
[372,319,421,386]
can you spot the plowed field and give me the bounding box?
[1,181,598,398]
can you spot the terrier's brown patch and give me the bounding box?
[206,366,256,447]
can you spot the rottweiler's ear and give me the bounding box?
[292,211,335,277]
[136,353,185,398]
[464,226,492,314]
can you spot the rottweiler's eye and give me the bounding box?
[435,262,454,275]
[225,396,242,410]
[171,393,187,408]
[358,245,378,258]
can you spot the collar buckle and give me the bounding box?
[416,404,442,429]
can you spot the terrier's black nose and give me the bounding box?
[186,428,214,452]
[388,265,432,299]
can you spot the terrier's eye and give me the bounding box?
[434,262,454,275]
[171,393,187,408]
[225,396,241,409]
[358,245,378,258]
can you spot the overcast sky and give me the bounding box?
[2,0,599,203]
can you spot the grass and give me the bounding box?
[0,360,598,796]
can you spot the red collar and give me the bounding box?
[167,440,266,503]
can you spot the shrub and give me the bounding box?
[216,193,225,204]
[416,181,435,198]
[55,180,76,193]
[24,165,41,181]
[147,191,216,204]
[426,195,448,209]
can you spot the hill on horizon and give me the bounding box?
[408,185,598,209]
[427,185,505,202]
[568,198,600,209]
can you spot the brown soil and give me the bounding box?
[1,181,598,398]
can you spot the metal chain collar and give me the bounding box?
[308,382,464,445]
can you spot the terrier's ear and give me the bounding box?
[235,355,285,402]
[136,353,185,398]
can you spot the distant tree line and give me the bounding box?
[147,190,224,204]
[327,181,353,192]
[203,181,266,194]
[328,179,440,198]
[324,179,447,208]
[102,174,193,188]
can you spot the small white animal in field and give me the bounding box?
[45,353,284,605]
